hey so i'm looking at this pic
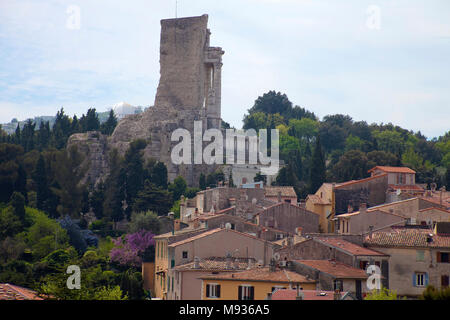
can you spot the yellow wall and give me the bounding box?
[154,239,169,299]
[142,262,155,294]
[201,279,316,300]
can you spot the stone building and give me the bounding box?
[364,228,450,297]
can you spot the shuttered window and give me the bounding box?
[206,284,221,298]
[238,285,254,300]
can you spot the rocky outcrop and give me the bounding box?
[67,131,110,187]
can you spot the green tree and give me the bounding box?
[51,108,72,149]
[51,146,86,218]
[199,173,206,190]
[0,143,24,202]
[10,192,26,224]
[169,176,187,202]
[132,180,173,216]
[420,285,450,300]
[332,150,369,182]
[127,211,161,234]
[309,136,326,193]
[364,288,402,300]
[151,161,168,189]
[124,139,147,213]
[100,110,118,135]
[103,149,126,223]
[89,183,105,219]
[80,108,100,132]
[33,154,50,212]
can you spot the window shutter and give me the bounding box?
[217,285,221,298]
[249,286,255,300]
[412,273,416,287]
[425,273,429,286]
[238,286,242,300]
[437,252,441,263]
[206,284,210,298]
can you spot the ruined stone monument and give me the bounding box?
[68,14,225,187]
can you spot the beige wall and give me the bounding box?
[170,230,274,268]
[366,246,450,297]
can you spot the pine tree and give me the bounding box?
[103,149,125,223]
[309,135,326,193]
[37,121,51,150]
[14,123,21,145]
[132,180,173,216]
[151,162,168,189]
[124,139,147,212]
[52,108,72,149]
[101,110,118,135]
[89,183,105,219]
[80,108,100,132]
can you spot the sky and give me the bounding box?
[0,0,449,138]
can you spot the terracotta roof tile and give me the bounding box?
[200,267,314,283]
[315,238,388,256]
[264,186,297,198]
[368,166,416,174]
[0,283,43,300]
[335,173,387,189]
[173,257,256,271]
[295,260,368,279]
[364,229,450,248]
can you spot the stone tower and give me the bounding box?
[67,15,226,187]
[155,14,224,130]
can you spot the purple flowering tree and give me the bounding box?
[109,230,155,268]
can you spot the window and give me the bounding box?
[442,275,449,288]
[182,251,188,259]
[359,261,369,270]
[206,284,221,298]
[284,199,291,203]
[333,280,343,291]
[416,250,425,262]
[238,285,254,300]
[414,272,427,287]
[271,286,286,293]
[437,252,449,263]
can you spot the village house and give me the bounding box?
[254,202,319,234]
[335,203,407,235]
[269,288,355,300]
[305,183,335,233]
[290,260,369,299]
[276,236,389,288]
[199,263,316,300]
[154,227,277,299]
[364,227,450,297]
[264,186,298,204]
[167,256,256,300]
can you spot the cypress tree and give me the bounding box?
[199,173,206,190]
[151,162,168,189]
[309,135,326,194]
[33,154,49,211]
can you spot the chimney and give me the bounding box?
[226,253,232,269]
[296,286,304,300]
[234,258,240,269]
[193,256,200,269]
[347,204,353,213]
[277,191,282,203]
[174,219,181,232]
[266,292,272,300]
[296,227,303,237]
[360,203,367,214]
[269,258,276,272]
[247,258,253,270]
[368,226,374,239]
[334,289,341,300]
